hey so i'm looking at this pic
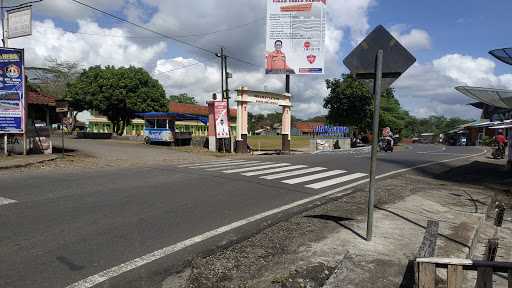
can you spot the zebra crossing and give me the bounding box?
[179,159,368,190]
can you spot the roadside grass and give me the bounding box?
[248,135,311,151]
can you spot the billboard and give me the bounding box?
[0,48,25,134]
[7,6,32,39]
[266,0,326,75]
[214,101,229,139]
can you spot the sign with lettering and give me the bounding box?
[266,0,326,75]
[0,48,25,133]
[7,6,32,39]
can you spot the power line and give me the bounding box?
[68,0,259,67]
[59,17,263,40]
[155,62,203,74]
[69,0,215,56]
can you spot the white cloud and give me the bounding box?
[390,25,432,51]
[9,19,166,68]
[394,53,512,119]
[432,54,512,88]
[143,0,374,119]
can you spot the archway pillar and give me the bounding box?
[281,105,291,154]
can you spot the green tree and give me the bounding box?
[66,66,168,135]
[168,93,198,104]
[324,75,373,130]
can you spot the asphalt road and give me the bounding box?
[0,141,485,288]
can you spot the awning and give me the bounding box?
[489,48,512,66]
[455,86,512,109]
[490,124,512,129]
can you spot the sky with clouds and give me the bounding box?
[6,0,512,120]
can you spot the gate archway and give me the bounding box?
[235,87,291,153]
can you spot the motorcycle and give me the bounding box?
[378,137,394,152]
[492,143,507,159]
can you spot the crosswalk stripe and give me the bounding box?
[282,170,346,184]
[305,173,368,189]
[241,165,308,176]
[205,162,273,171]
[178,160,241,167]
[260,167,326,180]
[0,197,17,206]
[222,163,290,174]
[189,160,253,169]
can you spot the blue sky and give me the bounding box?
[11,0,512,120]
[363,0,512,72]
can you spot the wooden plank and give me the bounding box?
[418,262,436,288]
[447,265,463,288]
[416,258,473,266]
[417,220,440,258]
[475,267,493,288]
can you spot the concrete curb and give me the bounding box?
[312,146,371,155]
[0,155,59,170]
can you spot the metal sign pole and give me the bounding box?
[3,134,7,156]
[367,49,384,241]
[61,118,64,158]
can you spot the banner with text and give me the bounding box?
[214,101,229,139]
[0,48,25,133]
[266,0,326,75]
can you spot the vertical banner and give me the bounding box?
[214,101,229,139]
[0,48,25,134]
[266,0,326,75]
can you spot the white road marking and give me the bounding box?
[222,163,290,174]
[426,153,472,156]
[0,197,17,206]
[189,160,254,169]
[65,149,487,288]
[305,173,368,189]
[282,170,346,184]
[178,160,242,167]
[206,162,274,171]
[261,167,326,180]
[241,165,308,176]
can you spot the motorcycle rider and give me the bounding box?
[495,130,508,158]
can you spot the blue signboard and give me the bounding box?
[314,125,350,137]
[0,48,24,133]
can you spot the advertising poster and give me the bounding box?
[0,48,25,133]
[266,0,326,75]
[214,101,229,139]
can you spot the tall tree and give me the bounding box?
[324,75,373,131]
[168,93,198,104]
[66,66,168,135]
[34,57,81,100]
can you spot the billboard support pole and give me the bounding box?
[281,74,291,154]
[3,134,7,156]
[367,49,383,241]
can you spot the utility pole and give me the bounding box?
[224,54,232,152]
[1,0,6,155]
[219,47,224,101]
